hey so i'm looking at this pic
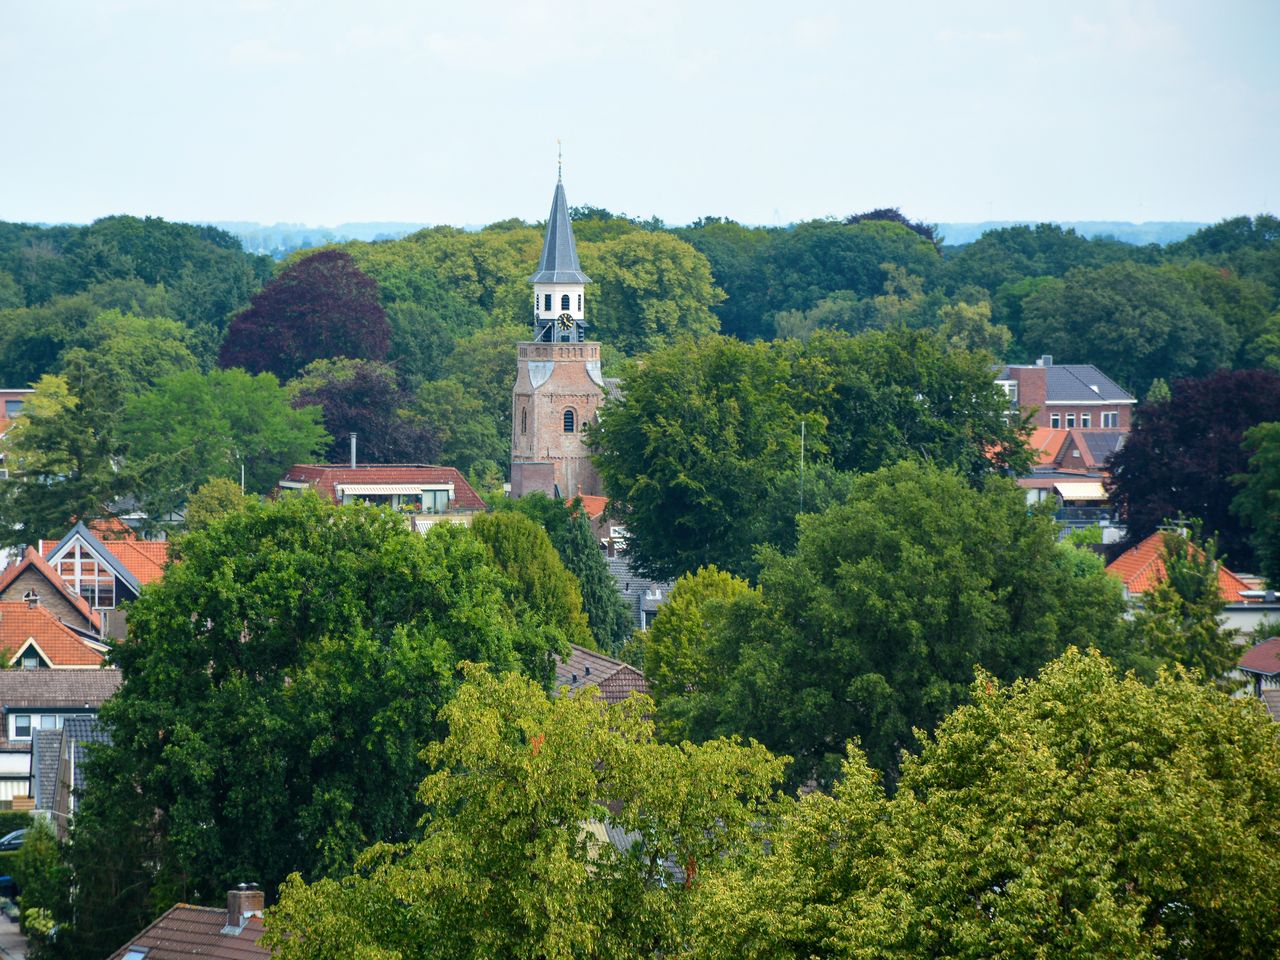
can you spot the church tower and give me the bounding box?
[510,171,605,499]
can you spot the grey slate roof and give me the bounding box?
[607,555,673,630]
[529,179,591,284]
[0,668,121,709]
[32,728,61,810]
[63,715,109,793]
[1001,364,1134,403]
[1081,430,1126,462]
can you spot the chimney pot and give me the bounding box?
[349,432,358,469]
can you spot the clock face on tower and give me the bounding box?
[557,313,575,330]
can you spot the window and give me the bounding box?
[577,294,582,310]
[543,294,552,312]
[40,715,55,730]
[21,650,41,670]
[1050,413,1061,429]
[520,408,527,434]
[4,400,21,418]
[13,716,30,739]
[422,490,449,514]
[1102,411,1118,428]
[1066,413,1076,429]
[563,409,576,432]
[560,294,570,310]
[1081,413,1091,428]
[124,949,149,960]
[56,542,116,609]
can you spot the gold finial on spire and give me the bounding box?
[557,139,562,181]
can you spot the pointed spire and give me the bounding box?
[529,176,591,285]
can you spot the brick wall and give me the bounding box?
[0,569,94,633]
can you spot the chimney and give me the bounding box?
[349,432,358,469]
[223,883,264,935]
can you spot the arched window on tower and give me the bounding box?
[561,294,571,311]
[563,408,576,433]
[521,408,527,434]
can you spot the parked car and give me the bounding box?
[0,830,25,852]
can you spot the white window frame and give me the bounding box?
[54,540,116,609]
[1050,413,1061,429]
[1081,413,1091,428]
[1066,413,1076,429]
[1102,411,1118,428]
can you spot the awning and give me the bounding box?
[1054,481,1108,501]
[337,484,433,496]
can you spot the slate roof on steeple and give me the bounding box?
[529,179,591,285]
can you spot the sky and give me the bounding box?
[1,0,1276,227]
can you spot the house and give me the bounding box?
[0,388,33,481]
[1015,424,1128,538]
[997,356,1136,430]
[32,520,170,638]
[31,714,109,837]
[0,599,107,669]
[0,547,104,638]
[1106,531,1280,633]
[278,464,486,529]
[0,668,121,802]
[605,549,673,633]
[106,885,268,960]
[556,644,650,706]
[1237,637,1280,720]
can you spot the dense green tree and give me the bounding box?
[1121,528,1240,686]
[122,368,329,522]
[691,649,1280,960]
[63,309,197,393]
[14,816,68,955]
[439,322,529,452]
[1021,261,1234,394]
[0,280,176,387]
[218,249,390,382]
[498,493,632,653]
[942,222,1150,295]
[288,358,438,465]
[644,566,756,741]
[264,666,786,960]
[182,477,253,532]
[1108,368,1280,569]
[0,355,132,544]
[580,231,724,355]
[592,335,811,579]
[410,379,506,475]
[471,511,594,654]
[675,218,776,341]
[63,495,562,958]
[657,462,1127,786]
[1232,420,1280,586]
[800,327,1031,482]
[935,298,1010,355]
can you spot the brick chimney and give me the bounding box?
[223,883,264,935]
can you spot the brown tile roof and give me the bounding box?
[1106,532,1252,602]
[1240,638,1280,677]
[0,548,102,633]
[555,644,651,705]
[280,464,486,510]
[106,904,267,960]
[0,602,104,667]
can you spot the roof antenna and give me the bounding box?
[557,138,562,182]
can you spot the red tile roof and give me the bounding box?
[1240,638,1280,677]
[556,644,651,705]
[0,601,104,667]
[106,904,267,960]
[574,495,609,520]
[1028,428,1069,465]
[41,531,170,587]
[1106,532,1252,602]
[0,548,102,633]
[280,464,486,511]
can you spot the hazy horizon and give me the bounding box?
[2,1,1276,226]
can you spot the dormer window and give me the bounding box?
[561,294,571,311]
